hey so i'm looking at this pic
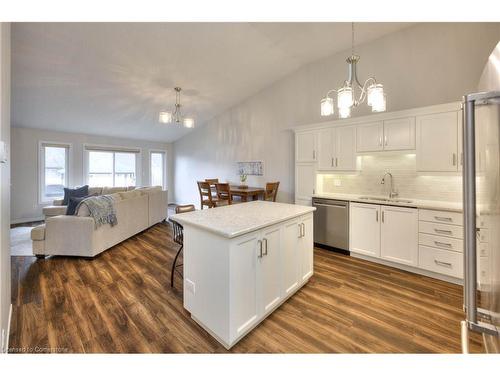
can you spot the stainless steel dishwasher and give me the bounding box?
[312,198,349,251]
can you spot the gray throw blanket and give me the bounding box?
[76,195,118,228]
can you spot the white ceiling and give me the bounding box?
[12,22,412,142]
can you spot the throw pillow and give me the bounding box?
[62,185,89,205]
[66,193,95,215]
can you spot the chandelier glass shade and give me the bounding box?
[159,87,194,128]
[321,23,386,119]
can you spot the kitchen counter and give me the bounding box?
[170,200,316,238]
[312,192,462,212]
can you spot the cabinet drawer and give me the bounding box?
[419,209,463,226]
[418,245,463,278]
[478,241,489,257]
[418,233,463,253]
[419,221,463,239]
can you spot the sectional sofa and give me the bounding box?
[31,186,168,258]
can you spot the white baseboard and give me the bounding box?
[10,216,44,225]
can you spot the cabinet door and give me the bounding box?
[230,233,259,337]
[416,112,459,172]
[380,206,418,266]
[349,203,381,257]
[296,132,317,162]
[335,126,356,170]
[295,163,316,202]
[356,122,384,152]
[317,128,334,170]
[259,225,283,314]
[299,213,314,282]
[383,117,415,151]
[282,219,300,297]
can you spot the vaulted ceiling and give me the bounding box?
[12,22,412,142]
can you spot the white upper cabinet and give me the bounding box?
[295,163,316,203]
[383,117,416,151]
[296,131,317,162]
[380,205,418,266]
[316,126,356,171]
[356,118,415,152]
[416,111,459,172]
[356,122,384,152]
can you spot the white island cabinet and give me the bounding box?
[170,201,315,349]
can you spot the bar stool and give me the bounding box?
[170,204,195,288]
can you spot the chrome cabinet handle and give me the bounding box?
[331,157,334,167]
[298,223,303,238]
[263,238,268,256]
[435,229,453,235]
[379,136,382,146]
[313,150,315,160]
[434,241,452,248]
[335,157,338,167]
[434,260,453,268]
[382,211,385,223]
[435,216,452,222]
[453,153,457,166]
[257,240,263,258]
[376,211,379,222]
[301,223,305,237]
[384,136,388,146]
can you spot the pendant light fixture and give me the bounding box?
[159,87,195,128]
[321,23,386,119]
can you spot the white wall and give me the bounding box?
[11,127,174,223]
[0,23,11,353]
[173,23,500,206]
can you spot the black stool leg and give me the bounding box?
[171,244,183,287]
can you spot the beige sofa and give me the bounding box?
[32,186,168,258]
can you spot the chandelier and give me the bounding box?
[321,23,386,119]
[159,87,194,128]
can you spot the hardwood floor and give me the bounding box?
[9,222,483,353]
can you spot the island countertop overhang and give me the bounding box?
[170,201,316,239]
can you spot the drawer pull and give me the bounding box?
[434,229,453,235]
[434,260,453,268]
[434,241,452,248]
[434,216,452,222]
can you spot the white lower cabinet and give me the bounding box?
[349,203,381,257]
[229,213,314,346]
[380,206,418,266]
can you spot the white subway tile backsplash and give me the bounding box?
[319,153,462,202]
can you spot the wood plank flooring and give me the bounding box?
[9,222,483,353]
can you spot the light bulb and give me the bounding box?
[183,118,195,128]
[339,106,351,119]
[320,97,334,116]
[159,111,172,124]
[371,93,386,112]
[337,86,353,109]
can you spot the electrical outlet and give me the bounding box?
[334,179,342,187]
[185,279,196,294]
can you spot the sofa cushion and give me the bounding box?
[138,186,162,194]
[88,187,103,196]
[42,205,68,217]
[118,190,144,200]
[102,186,128,195]
[62,185,89,205]
[31,224,46,241]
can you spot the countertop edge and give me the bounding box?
[173,206,316,239]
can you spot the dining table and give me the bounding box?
[229,185,265,202]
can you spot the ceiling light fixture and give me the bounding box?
[321,23,386,119]
[159,87,194,128]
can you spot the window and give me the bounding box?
[86,146,138,187]
[150,151,166,189]
[39,143,69,203]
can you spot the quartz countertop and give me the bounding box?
[312,192,463,212]
[170,200,316,239]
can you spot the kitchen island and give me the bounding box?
[170,200,315,349]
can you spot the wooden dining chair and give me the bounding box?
[170,204,195,288]
[264,182,280,202]
[197,181,218,209]
[215,182,232,206]
[205,178,219,199]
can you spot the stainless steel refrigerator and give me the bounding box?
[462,41,500,353]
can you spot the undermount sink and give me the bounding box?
[358,196,414,204]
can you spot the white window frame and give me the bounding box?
[83,143,142,187]
[38,141,71,204]
[149,150,167,189]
